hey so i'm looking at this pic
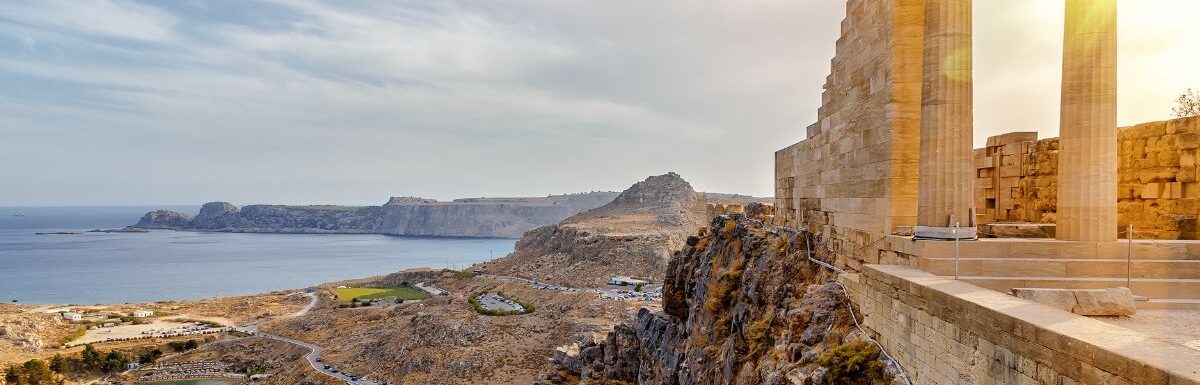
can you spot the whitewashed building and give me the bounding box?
[62,312,83,321]
[133,310,154,318]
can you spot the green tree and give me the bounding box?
[22,359,52,385]
[81,345,101,368]
[48,355,69,374]
[5,367,20,385]
[98,351,127,373]
[634,283,644,292]
[138,349,163,364]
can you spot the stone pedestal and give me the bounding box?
[1057,0,1118,242]
[916,0,975,236]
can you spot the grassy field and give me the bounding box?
[334,286,428,302]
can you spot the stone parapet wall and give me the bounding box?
[975,116,1200,239]
[775,0,925,268]
[841,264,1200,385]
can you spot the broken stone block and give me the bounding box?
[1011,287,1135,316]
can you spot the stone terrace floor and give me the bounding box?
[1095,309,1200,352]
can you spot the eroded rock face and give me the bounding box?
[538,215,898,385]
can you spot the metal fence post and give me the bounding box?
[1127,224,1133,289]
[954,221,961,280]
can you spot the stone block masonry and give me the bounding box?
[774,0,925,269]
[974,116,1200,239]
[840,264,1200,385]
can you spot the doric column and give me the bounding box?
[916,0,975,238]
[1058,0,1117,242]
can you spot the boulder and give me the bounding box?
[1012,287,1135,316]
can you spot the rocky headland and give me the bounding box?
[132,192,621,238]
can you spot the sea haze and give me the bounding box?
[0,206,515,305]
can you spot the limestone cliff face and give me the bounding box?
[480,173,708,286]
[539,212,899,385]
[132,193,618,238]
[380,193,618,238]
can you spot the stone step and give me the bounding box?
[917,257,1200,279]
[954,276,1200,299]
[1136,298,1200,310]
[887,236,1200,260]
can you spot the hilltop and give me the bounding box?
[478,173,765,286]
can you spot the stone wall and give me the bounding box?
[841,264,1200,385]
[974,116,1200,239]
[775,0,925,268]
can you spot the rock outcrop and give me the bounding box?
[134,210,194,229]
[538,213,900,385]
[131,192,620,238]
[479,173,712,286]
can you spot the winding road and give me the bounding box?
[239,292,384,385]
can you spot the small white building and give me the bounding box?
[62,312,83,321]
[133,310,153,318]
[608,276,649,286]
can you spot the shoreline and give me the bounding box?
[134,227,522,240]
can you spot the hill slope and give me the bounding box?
[478,173,709,286]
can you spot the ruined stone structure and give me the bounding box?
[775,0,924,269]
[975,117,1200,239]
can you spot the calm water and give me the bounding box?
[0,206,515,305]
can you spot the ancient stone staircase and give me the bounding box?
[890,237,1200,310]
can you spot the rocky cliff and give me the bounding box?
[380,193,619,238]
[479,173,709,286]
[538,209,901,385]
[132,192,620,238]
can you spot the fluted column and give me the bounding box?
[1058,0,1117,242]
[916,0,975,233]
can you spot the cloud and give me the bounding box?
[0,0,178,43]
[4,1,1195,206]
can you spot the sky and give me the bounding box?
[1,0,1197,206]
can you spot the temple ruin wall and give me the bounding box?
[976,116,1200,239]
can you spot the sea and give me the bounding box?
[0,206,515,305]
